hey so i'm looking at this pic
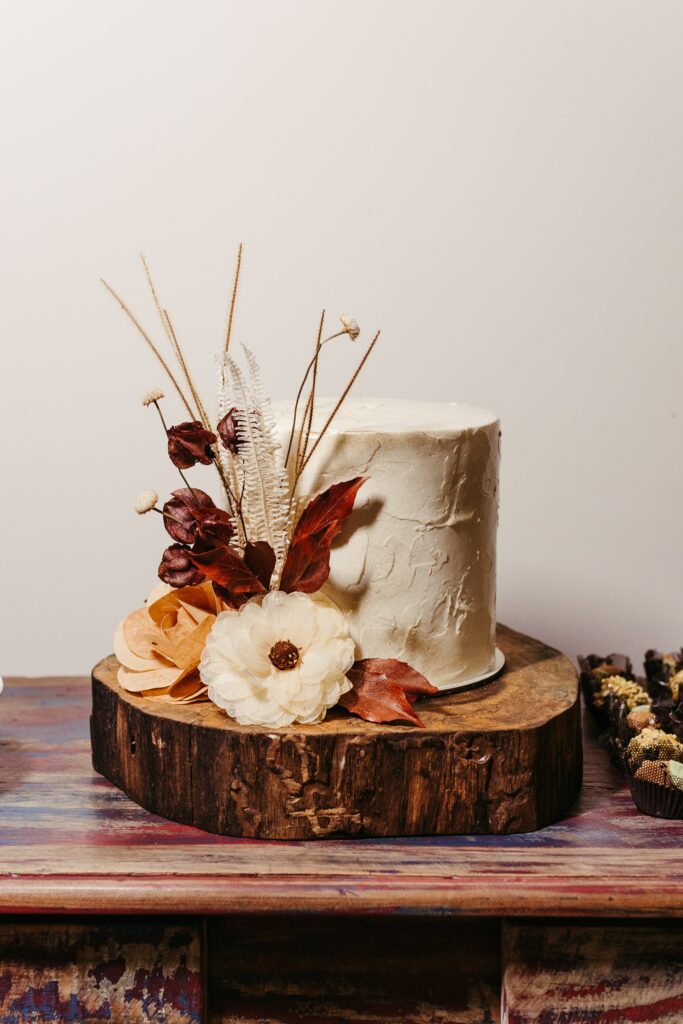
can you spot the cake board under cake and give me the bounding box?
[90,624,582,839]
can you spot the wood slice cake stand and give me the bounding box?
[90,624,582,839]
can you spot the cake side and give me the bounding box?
[274,398,500,689]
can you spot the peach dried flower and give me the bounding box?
[115,581,228,702]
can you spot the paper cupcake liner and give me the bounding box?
[626,774,683,819]
[580,676,612,730]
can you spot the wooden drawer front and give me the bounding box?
[503,921,683,1023]
[208,914,500,1024]
[0,920,202,1023]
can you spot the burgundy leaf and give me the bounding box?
[244,541,276,589]
[339,659,437,728]
[193,507,234,549]
[162,488,216,544]
[189,545,266,607]
[280,523,338,594]
[159,544,206,588]
[280,477,366,594]
[217,408,241,454]
[167,421,217,469]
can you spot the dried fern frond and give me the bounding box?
[221,346,291,570]
[215,354,246,549]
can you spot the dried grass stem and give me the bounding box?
[224,243,243,354]
[101,279,195,419]
[298,330,380,478]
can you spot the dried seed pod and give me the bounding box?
[167,421,217,469]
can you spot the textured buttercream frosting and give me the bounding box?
[273,398,500,688]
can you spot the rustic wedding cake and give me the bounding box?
[96,248,582,839]
[275,398,501,690]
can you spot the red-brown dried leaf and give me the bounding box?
[167,421,217,469]
[159,544,206,588]
[192,507,234,548]
[339,658,437,728]
[162,488,216,544]
[244,541,276,590]
[280,477,367,594]
[189,545,266,608]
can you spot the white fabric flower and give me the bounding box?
[340,314,360,340]
[199,591,355,727]
[134,489,158,515]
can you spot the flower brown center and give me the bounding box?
[269,639,300,671]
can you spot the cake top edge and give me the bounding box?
[272,396,499,434]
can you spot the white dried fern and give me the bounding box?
[215,355,246,549]
[219,345,291,571]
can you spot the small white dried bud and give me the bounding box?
[340,315,360,341]
[135,490,158,515]
[141,388,165,407]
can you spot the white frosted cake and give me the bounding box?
[275,398,500,690]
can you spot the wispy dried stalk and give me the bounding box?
[139,254,211,429]
[298,330,381,479]
[295,311,325,474]
[101,279,196,419]
[224,243,243,354]
[136,256,247,524]
[162,310,212,429]
[284,315,349,469]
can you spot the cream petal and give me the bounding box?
[200,589,354,728]
[299,643,350,685]
[261,591,310,641]
[274,668,308,700]
[249,621,279,654]
[211,625,268,678]
[312,604,351,646]
[336,637,356,674]
[208,672,265,702]
[295,705,329,725]
[214,686,296,727]
[209,637,246,676]
[237,600,264,629]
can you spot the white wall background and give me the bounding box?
[1,0,681,676]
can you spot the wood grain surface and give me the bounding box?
[90,625,582,838]
[502,921,683,1023]
[209,915,501,1023]
[2,623,682,918]
[0,919,201,1022]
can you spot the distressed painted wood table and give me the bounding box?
[1,636,682,1023]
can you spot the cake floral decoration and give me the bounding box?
[115,581,228,701]
[107,246,438,725]
[200,591,355,727]
[340,659,435,728]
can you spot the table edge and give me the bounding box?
[0,875,680,918]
